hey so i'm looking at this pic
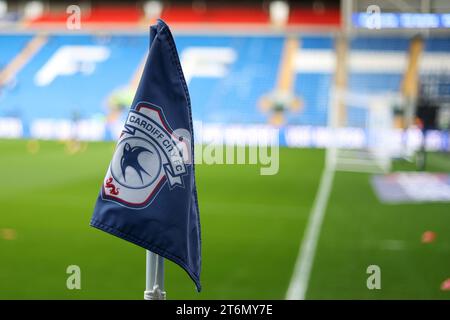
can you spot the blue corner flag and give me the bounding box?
[90,20,201,292]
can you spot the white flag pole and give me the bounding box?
[144,250,166,300]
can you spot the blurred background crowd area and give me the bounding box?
[0,0,448,154]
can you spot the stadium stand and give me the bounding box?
[161,5,269,24]
[0,35,146,120]
[1,32,449,141]
[292,35,334,126]
[288,7,340,26]
[177,35,284,124]
[346,37,410,127]
[27,5,143,26]
[0,35,32,71]
[0,2,449,149]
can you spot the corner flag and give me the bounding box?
[90,20,201,292]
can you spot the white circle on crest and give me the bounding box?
[110,137,162,189]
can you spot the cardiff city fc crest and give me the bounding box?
[102,102,188,209]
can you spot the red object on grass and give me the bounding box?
[421,231,436,243]
[441,279,450,291]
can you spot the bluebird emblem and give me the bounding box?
[121,143,152,183]
[102,101,188,208]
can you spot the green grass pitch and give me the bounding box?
[0,139,449,299]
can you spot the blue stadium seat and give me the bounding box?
[1,33,449,139]
[291,35,334,126]
[0,35,148,122]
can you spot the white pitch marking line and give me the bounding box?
[286,166,335,300]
